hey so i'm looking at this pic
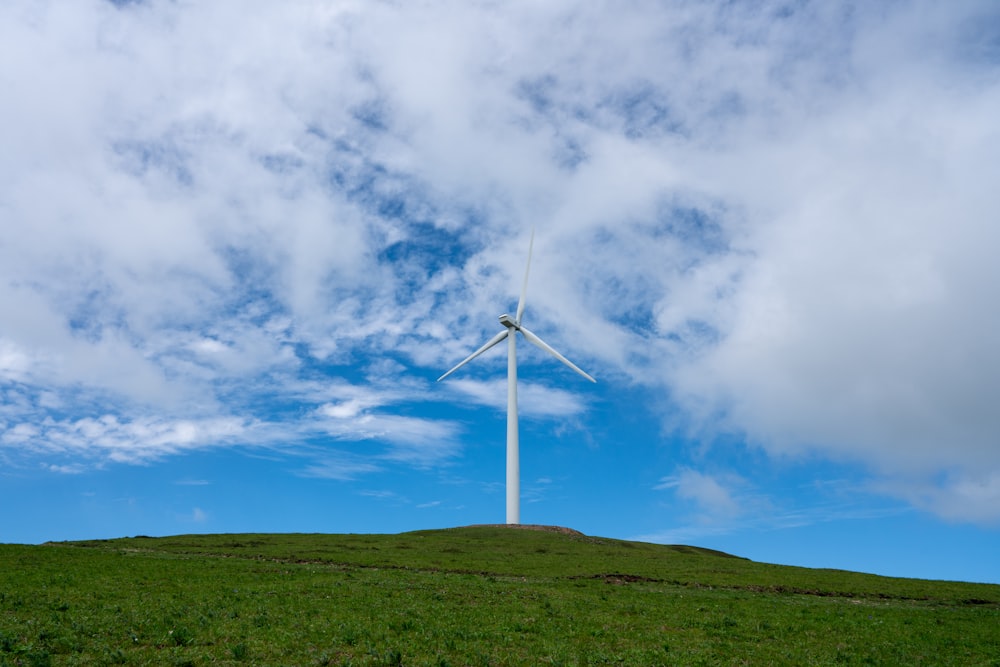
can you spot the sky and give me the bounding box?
[2,0,999,585]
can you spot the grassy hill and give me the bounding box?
[1,526,997,665]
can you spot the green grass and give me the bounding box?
[1,526,998,665]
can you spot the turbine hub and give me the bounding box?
[499,313,518,329]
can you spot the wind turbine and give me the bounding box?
[438,230,595,525]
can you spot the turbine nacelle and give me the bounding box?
[498,313,518,329]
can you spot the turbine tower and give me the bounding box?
[438,230,595,525]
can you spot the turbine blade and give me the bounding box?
[437,329,510,381]
[519,325,596,383]
[515,228,534,325]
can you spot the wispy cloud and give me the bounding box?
[46,463,86,475]
[876,472,1000,525]
[444,378,588,419]
[3,415,255,465]
[300,454,383,481]
[643,468,912,544]
[656,468,746,520]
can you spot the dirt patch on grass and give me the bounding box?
[574,573,664,585]
[464,524,585,536]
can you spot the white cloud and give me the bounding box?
[0,340,32,381]
[656,6,1000,522]
[445,378,587,419]
[2,423,39,445]
[657,468,744,521]
[320,400,369,420]
[47,463,86,475]
[2,414,255,465]
[359,490,399,500]
[301,454,383,481]
[316,408,461,467]
[879,472,1000,525]
[174,479,211,486]
[645,472,913,543]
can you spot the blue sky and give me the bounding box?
[2,0,999,584]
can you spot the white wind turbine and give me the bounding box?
[438,230,595,525]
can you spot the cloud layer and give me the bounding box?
[2,0,999,524]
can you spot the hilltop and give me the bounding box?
[2,526,998,665]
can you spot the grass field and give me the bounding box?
[1,525,998,666]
